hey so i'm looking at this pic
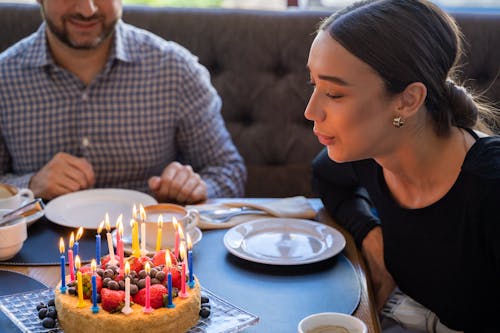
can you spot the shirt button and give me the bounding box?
[82,137,90,147]
[82,92,88,101]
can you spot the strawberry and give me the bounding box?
[101,288,125,313]
[133,284,167,309]
[152,250,178,267]
[162,266,182,289]
[79,265,92,274]
[128,256,150,274]
[100,254,121,269]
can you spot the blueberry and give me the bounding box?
[46,306,57,319]
[42,317,56,328]
[36,302,46,311]
[47,299,55,307]
[38,308,48,319]
[199,307,210,318]
[201,295,209,304]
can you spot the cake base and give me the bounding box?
[55,279,200,333]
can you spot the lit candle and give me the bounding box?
[104,213,117,266]
[122,261,133,315]
[155,215,163,252]
[74,227,83,258]
[165,250,175,308]
[59,238,66,294]
[118,221,125,277]
[140,204,147,256]
[75,256,85,308]
[187,234,195,288]
[91,259,99,313]
[172,217,180,260]
[131,204,140,257]
[178,242,188,298]
[143,262,153,313]
[116,214,123,248]
[68,232,75,282]
[96,221,104,266]
[131,219,140,258]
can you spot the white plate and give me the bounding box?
[111,227,203,254]
[45,189,157,229]
[223,218,345,265]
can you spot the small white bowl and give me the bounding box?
[298,312,368,333]
[0,209,27,261]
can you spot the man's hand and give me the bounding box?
[148,162,207,204]
[361,226,396,312]
[29,152,95,200]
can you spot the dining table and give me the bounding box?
[0,198,382,333]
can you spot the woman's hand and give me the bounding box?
[361,226,396,311]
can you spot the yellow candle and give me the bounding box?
[155,215,163,252]
[75,256,85,308]
[131,219,140,258]
[140,204,147,255]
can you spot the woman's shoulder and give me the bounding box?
[462,134,500,180]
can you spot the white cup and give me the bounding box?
[298,312,368,333]
[122,203,198,250]
[0,209,28,261]
[0,184,34,210]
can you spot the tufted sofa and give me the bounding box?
[0,4,499,197]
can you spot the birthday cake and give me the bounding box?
[54,251,201,333]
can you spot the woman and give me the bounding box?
[305,0,499,332]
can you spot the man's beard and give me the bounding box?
[44,13,117,50]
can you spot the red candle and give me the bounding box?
[178,242,188,298]
[118,222,125,276]
[173,217,180,259]
[116,214,123,247]
[68,232,75,282]
[143,262,153,313]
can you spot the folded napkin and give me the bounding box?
[187,196,317,230]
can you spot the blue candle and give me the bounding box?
[59,238,66,294]
[74,227,83,259]
[96,221,104,265]
[73,241,79,258]
[167,270,175,308]
[91,259,99,313]
[187,249,195,288]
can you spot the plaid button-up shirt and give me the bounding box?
[0,21,246,198]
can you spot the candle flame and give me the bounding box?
[69,232,75,248]
[116,214,123,229]
[165,249,172,269]
[145,262,150,274]
[157,215,163,229]
[139,204,146,221]
[132,204,137,219]
[130,219,135,228]
[118,221,124,236]
[75,227,84,241]
[186,233,192,250]
[180,242,186,261]
[178,225,185,240]
[97,221,104,234]
[105,213,111,232]
[59,237,65,254]
[75,255,81,270]
[91,259,96,273]
[125,261,130,275]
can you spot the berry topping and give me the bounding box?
[133,284,167,309]
[101,288,125,313]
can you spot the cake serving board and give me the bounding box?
[0,287,259,333]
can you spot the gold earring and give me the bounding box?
[393,116,405,128]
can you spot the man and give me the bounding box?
[0,0,246,204]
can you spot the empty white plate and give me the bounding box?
[45,189,157,229]
[223,218,345,265]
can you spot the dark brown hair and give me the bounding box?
[320,0,498,135]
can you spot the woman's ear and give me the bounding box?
[396,82,427,118]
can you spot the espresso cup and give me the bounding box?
[141,203,198,249]
[298,312,368,333]
[0,184,34,210]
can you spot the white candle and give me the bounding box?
[104,213,117,266]
[122,261,133,315]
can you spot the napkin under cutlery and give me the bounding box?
[188,196,317,230]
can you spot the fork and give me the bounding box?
[199,208,267,223]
